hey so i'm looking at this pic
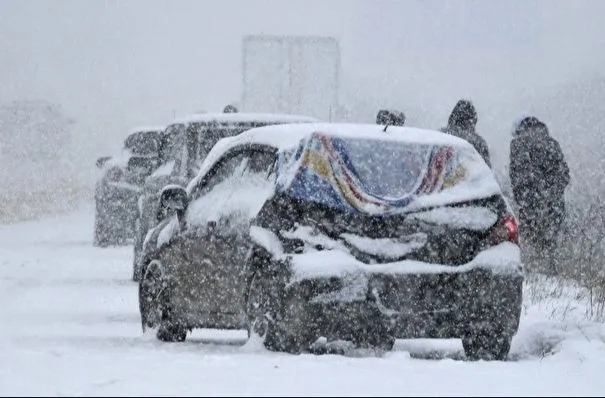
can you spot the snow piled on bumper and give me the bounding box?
[289,242,522,283]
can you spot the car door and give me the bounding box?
[182,146,277,321]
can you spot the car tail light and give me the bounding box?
[491,213,519,245]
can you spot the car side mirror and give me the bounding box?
[96,156,112,169]
[158,185,188,222]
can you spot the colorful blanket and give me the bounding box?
[276,132,467,214]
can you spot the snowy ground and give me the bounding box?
[1,205,605,396]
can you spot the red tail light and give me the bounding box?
[491,213,519,245]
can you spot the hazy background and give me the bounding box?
[1,0,604,214]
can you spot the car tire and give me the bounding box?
[462,330,513,361]
[93,199,114,248]
[461,275,522,361]
[132,216,145,282]
[156,320,187,343]
[138,259,188,343]
[138,260,165,331]
[133,199,154,281]
[132,262,142,283]
[246,269,317,354]
[156,293,188,343]
[351,313,395,352]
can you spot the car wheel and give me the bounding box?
[156,294,188,343]
[246,272,272,340]
[132,262,142,283]
[246,270,316,354]
[156,320,187,343]
[139,260,188,343]
[462,330,513,361]
[138,260,165,331]
[461,277,522,361]
[93,199,112,247]
[132,217,144,282]
[351,314,395,352]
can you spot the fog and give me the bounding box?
[1,0,604,208]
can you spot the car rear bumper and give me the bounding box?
[95,182,141,238]
[285,242,524,339]
[96,181,141,211]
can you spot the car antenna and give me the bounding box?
[383,124,389,132]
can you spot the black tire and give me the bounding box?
[132,216,144,282]
[94,198,127,247]
[138,260,187,342]
[133,200,155,281]
[93,199,112,247]
[156,320,187,343]
[138,261,164,331]
[155,285,187,343]
[462,330,513,361]
[246,270,316,354]
[132,263,142,283]
[351,316,395,352]
[463,275,522,361]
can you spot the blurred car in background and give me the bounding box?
[131,111,319,280]
[94,126,165,247]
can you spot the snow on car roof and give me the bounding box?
[128,126,166,134]
[170,113,319,125]
[187,122,477,194]
[212,122,474,158]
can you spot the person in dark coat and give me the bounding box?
[441,99,492,167]
[509,116,570,272]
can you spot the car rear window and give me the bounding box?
[333,138,432,199]
[125,131,162,155]
[276,133,502,214]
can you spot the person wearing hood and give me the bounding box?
[441,99,492,167]
[509,116,570,272]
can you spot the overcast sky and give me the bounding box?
[1,0,604,181]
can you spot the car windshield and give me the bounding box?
[195,124,252,162]
[193,121,287,163]
[124,131,161,155]
[160,127,183,163]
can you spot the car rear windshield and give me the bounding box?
[277,133,502,214]
[335,138,432,199]
[193,120,300,162]
[124,131,162,155]
[194,124,253,161]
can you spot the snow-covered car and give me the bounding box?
[137,122,524,360]
[131,112,320,281]
[94,126,165,247]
